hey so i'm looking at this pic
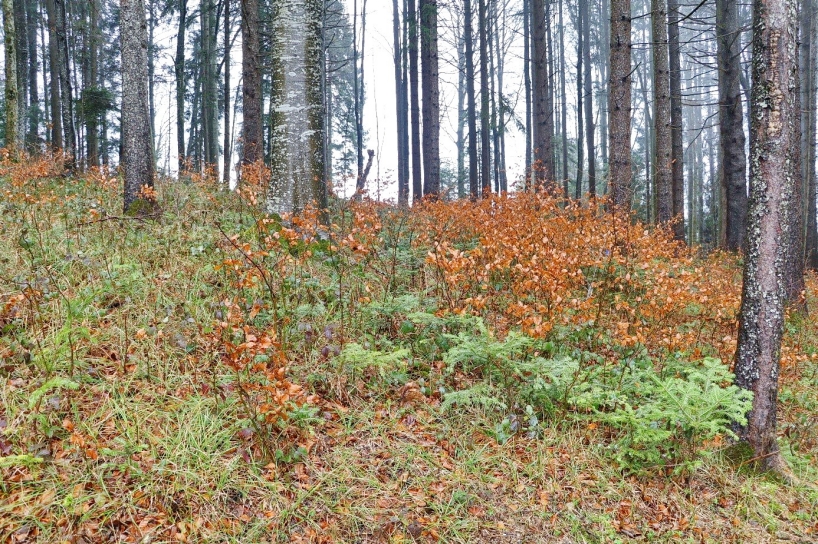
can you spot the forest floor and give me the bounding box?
[1,161,817,543]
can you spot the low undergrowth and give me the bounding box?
[0,157,816,542]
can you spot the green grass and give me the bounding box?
[1,174,817,543]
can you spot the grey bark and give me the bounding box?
[465,0,479,198]
[717,0,748,250]
[668,0,685,240]
[408,0,422,201]
[2,0,19,152]
[532,0,554,187]
[479,0,491,194]
[394,0,410,204]
[121,0,155,214]
[175,0,187,170]
[420,0,440,197]
[240,0,262,166]
[582,0,595,197]
[734,0,799,473]
[652,0,672,223]
[609,0,632,209]
[25,0,39,151]
[523,0,532,189]
[45,0,61,150]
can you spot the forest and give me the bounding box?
[1,0,818,541]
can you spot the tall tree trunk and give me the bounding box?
[609,0,631,209]
[54,0,75,168]
[532,0,553,187]
[478,0,491,194]
[575,3,583,199]
[305,0,327,215]
[668,0,685,240]
[86,0,99,167]
[420,0,440,197]
[240,0,261,167]
[352,0,366,194]
[408,0,422,201]
[223,0,231,187]
[25,0,39,151]
[808,0,818,269]
[559,0,568,195]
[2,0,19,152]
[45,0,61,150]
[176,0,187,170]
[147,0,155,152]
[456,22,466,199]
[734,0,799,475]
[652,0,672,224]
[121,0,155,214]
[394,0,409,204]
[465,0,479,198]
[13,0,27,147]
[582,0,595,198]
[523,0,532,189]
[717,0,748,250]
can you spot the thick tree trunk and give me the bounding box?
[420,0,440,197]
[652,0,673,224]
[305,0,327,214]
[479,0,491,194]
[582,0,595,197]
[809,0,818,269]
[121,0,155,214]
[531,0,553,187]
[240,0,261,167]
[45,0,61,150]
[609,0,631,209]
[668,0,685,240]
[13,0,27,147]
[408,0,422,202]
[25,0,39,151]
[734,0,799,474]
[717,0,748,250]
[2,0,19,152]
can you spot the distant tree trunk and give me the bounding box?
[559,0,568,195]
[25,0,39,151]
[240,0,261,167]
[420,0,440,197]
[652,0,672,223]
[147,0,156,152]
[13,0,27,147]
[45,0,61,150]
[202,0,218,169]
[523,0,532,189]
[121,0,155,214]
[734,0,799,475]
[531,0,553,187]
[465,0,479,199]
[478,0,491,194]
[608,0,631,209]
[352,0,366,195]
[86,0,100,167]
[175,0,187,170]
[456,24,466,199]
[717,0,748,250]
[401,0,411,198]
[223,0,231,187]
[54,0,75,168]
[582,0,595,197]
[394,0,410,204]
[408,0,422,201]
[575,4,583,199]
[668,0,685,240]
[2,0,19,152]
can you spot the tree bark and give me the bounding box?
[575,3,583,199]
[121,0,155,214]
[25,0,39,152]
[175,0,187,170]
[734,0,799,474]
[408,0,422,202]
[523,0,532,189]
[223,0,231,187]
[808,0,818,269]
[652,0,672,224]
[559,0,568,195]
[478,0,491,194]
[531,0,554,188]
[668,0,685,240]
[394,0,410,204]
[420,0,440,197]
[240,0,261,167]
[2,0,19,152]
[582,0,595,198]
[609,0,632,209]
[717,0,748,250]
[54,0,75,168]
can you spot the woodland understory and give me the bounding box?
[0,158,817,543]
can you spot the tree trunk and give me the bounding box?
[582,0,595,198]
[420,0,440,197]
[13,0,27,147]
[733,0,799,474]
[456,21,466,199]
[808,0,818,269]
[408,0,422,201]
[394,0,410,204]
[25,0,39,151]
[45,0,61,150]
[478,0,491,194]
[176,0,187,170]
[531,0,553,187]
[523,0,532,189]
[2,0,19,152]
[575,3,583,199]
[121,0,155,214]
[223,0,231,187]
[54,0,75,168]
[559,0,568,195]
[652,0,672,224]
[608,0,631,209]
[668,0,685,240]
[717,0,748,250]
[305,0,327,215]
[86,0,100,167]
[465,0,479,199]
[240,0,261,167]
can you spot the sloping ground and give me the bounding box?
[1,162,816,543]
